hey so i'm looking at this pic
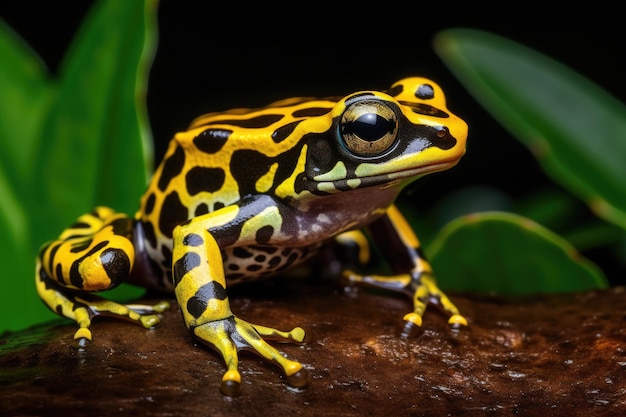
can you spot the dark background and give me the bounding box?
[1,2,625,283]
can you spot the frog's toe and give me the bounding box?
[220,370,242,397]
[193,316,308,395]
[138,314,161,329]
[286,367,311,389]
[220,379,241,397]
[448,314,468,327]
[403,312,423,327]
[72,327,93,349]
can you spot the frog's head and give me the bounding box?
[300,77,468,195]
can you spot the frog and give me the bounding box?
[35,77,469,396]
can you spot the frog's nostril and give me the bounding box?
[435,126,449,138]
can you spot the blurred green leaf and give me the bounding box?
[429,212,608,295]
[0,20,54,196]
[0,0,157,333]
[31,0,157,244]
[434,29,626,231]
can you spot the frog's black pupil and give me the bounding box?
[346,113,394,142]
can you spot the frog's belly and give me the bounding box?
[222,243,321,285]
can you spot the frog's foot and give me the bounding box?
[192,315,309,396]
[342,269,467,329]
[67,295,170,346]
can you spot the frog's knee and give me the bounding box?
[78,247,132,291]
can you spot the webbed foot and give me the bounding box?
[66,295,170,345]
[342,269,467,328]
[192,315,309,396]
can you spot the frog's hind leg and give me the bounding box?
[35,207,169,344]
[342,205,467,329]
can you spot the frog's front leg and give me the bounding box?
[171,196,309,396]
[36,207,170,345]
[343,204,467,328]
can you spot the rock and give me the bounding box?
[1,278,626,416]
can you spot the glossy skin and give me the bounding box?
[36,77,469,396]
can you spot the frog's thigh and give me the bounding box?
[35,208,169,342]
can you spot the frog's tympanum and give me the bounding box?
[36,77,469,396]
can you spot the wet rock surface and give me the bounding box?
[1,278,626,416]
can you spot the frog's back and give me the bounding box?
[133,97,342,287]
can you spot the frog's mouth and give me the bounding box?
[355,156,461,189]
[313,155,462,193]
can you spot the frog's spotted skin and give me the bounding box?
[36,77,469,396]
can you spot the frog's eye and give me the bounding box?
[340,100,398,157]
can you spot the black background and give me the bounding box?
[1,2,625,283]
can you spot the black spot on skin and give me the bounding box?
[386,84,403,97]
[144,193,156,215]
[100,248,131,286]
[55,263,64,282]
[293,172,307,194]
[110,217,133,238]
[268,256,282,267]
[255,225,274,244]
[186,167,226,195]
[399,101,449,118]
[195,203,209,216]
[213,202,224,211]
[228,263,240,271]
[285,252,299,266]
[159,192,189,238]
[230,150,274,197]
[246,264,263,272]
[254,255,266,262]
[186,297,206,319]
[46,242,61,274]
[172,252,201,286]
[158,145,186,192]
[70,237,93,253]
[193,129,231,154]
[233,247,253,258]
[183,233,204,246]
[271,120,300,143]
[186,281,228,319]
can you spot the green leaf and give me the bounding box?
[0,19,55,334]
[0,0,158,334]
[429,212,608,295]
[0,19,54,194]
[31,0,157,244]
[434,29,626,231]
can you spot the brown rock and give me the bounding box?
[1,278,626,416]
